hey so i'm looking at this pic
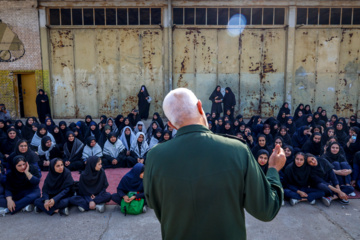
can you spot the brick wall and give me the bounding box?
[0,0,43,118]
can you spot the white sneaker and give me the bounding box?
[0,207,9,216]
[309,200,316,205]
[78,206,85,212]
[281,200,285,206]
[289,199,299,206]
[348,192,356,197]
[143,205,147,213]
[96,204,105,213]
[22,204,34,212]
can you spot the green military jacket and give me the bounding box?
[144,124,283,240]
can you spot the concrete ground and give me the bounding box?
[0,200,359,240]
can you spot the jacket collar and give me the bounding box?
[176,124,211,137]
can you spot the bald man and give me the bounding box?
[144,88,285,240]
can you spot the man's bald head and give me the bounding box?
[163,88,207,129]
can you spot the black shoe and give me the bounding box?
[59,207,69,216]
[339,199,350,205]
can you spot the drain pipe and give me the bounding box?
[168,0,173,91]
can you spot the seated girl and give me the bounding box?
[119,127,137,167]
[159,130,171,143]
[34,158,74,216]
[63,131,84,171]
[0,155,41,215]
[0,129,20,159]
[111,163,146,212]
[98,125,111,149]
[291,126,311,153]
[284,152,324,206]
[251,134,272,157]
[306,154,353,206]
[130,133,150,164]
[146,121,162,143]
[0,160,7,210]
[38,136,62,171]
[149,128,162,149]
[301,133,322,156]
[323,142,354,194]
[82,136,103,164]
[102,133,126,168]
[30,124,56,151]
[51,125,65,150]
[134,121,146,135]
[69,156,111,213]
[256,150,269,174]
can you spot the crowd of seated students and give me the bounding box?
[0,100,360,216]
[207,103,359,207]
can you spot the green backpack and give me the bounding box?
[120,192,144,216]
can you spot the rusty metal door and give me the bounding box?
[293,29,360,118]
[49,28,163,118]
[173,28,286,118]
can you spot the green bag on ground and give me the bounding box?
[120,192,144,215]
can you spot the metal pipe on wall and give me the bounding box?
[168,0,173,92]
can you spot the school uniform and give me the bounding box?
[34,159,74,215]
[102,133,126,168]
[70,156,111,211]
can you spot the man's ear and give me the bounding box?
[168,121,178,130]
[197,100,204,115]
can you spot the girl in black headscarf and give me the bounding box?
[51,125,65,150]
[30,124,56,151]
[277,111,287,126]
[63,131,84,171]
[0,129,19,158]
[303,105,312,115]
[59,121,70,140]
[223,121,235,135]
[146,121,162,143]
[349,115,359,128]
[334,121,348,147]
[7,140,40,172]
[1,155,41,215]
[344,127,360,164]
[329,114,338,126]
[283,145,295,170]
[0,120,7,142]
[251,134,272,157]
[34,158,74,216]
[45,117,55,133]
[323,142,352,187]
[114,115,124,132]
[215,117,225,134]
[293,104,304,120]
[291,126,310,152]
[111,163,146,208]
[320,110,328,123]
[98,125,112,149]
[85,115,93,127]
[149,128,163,149]
[152,112,165,130]
[14,120,24,138]
[36,89,51,124]
[38,136,62,171]
[69,156,111,212]
[284,152,324,206]
[102,132,126,168]
[82,136,103,164]
[223,87,236,117]
[301,133,322,156]
[338,117,349,134]
[276,126,292,146]
[313,112,321,125]
[83,121,101,142]
[307,154,353,206]
[256,149,269,174]
[209,85,223,119]
[128,109,141,127]
[321,127,335,147]
[138,85,150,120]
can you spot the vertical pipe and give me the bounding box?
[168,0,173,91]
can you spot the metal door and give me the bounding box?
[21,73,38,117]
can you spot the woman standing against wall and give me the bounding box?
[209,85,223,119]
[138,85,150,120]
[36,89,51,124]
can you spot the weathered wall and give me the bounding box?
[293,29,360,118]
[173,28,286,117]
[49,29,164,118]
[0,0,45,118]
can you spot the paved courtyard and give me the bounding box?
[0,199,359,240]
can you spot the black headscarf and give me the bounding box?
[14,139,40,164]
[117,163,144,193]
[152,112,165,130]
[283,145,294,170]
[303,105,312,115]
[1,128,20,155]
[255,149,269,174]
[85,115,93,126]
[323,142,347,163]
[5,155,40,193]
[301,132,322,156]
[320,110,328,122]
[308,155,334,180]
[334,121,348,146]
[41,136,52,151]
[51,125,65,146]
[115,115,124,129]
[321,127,335,146]
[37,124,48,138]
[285,154,311,187]
[293,104,304,121]
[251,134,272,157]
[36,89,51,124]
[42,159,74,195]
[79,156,108,196]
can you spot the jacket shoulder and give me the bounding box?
[215,133,247,145]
